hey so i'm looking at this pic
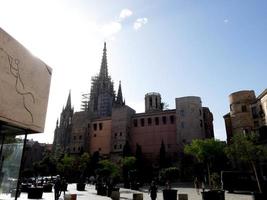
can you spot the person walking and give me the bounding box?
[149,181,158,200]
[194,176,201,195]
[54,175,62,200]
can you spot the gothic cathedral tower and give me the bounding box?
[88,42,115,117]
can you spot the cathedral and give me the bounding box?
[53,43,214,162]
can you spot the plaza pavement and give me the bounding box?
[16,183,254,200]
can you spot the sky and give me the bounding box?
[0,0,266,143]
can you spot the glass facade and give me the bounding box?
[0,124,27,199]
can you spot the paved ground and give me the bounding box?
[14,183,254,200]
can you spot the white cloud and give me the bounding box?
[99,21,122,38]
[119,8,133,20]
[133,18,148,30]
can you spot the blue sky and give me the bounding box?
[0,0,266,143]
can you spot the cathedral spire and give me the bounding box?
[99,42,108,79]
[116,81,124,106]
[66,90,71,108]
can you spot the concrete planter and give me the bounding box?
[133,193,143,200]
[163,189,178,200]
[27,187,43,199]
[201,190,225,200]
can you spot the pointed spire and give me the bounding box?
[99,42,108,79]
[66,90,71,108]
[116,81,124,106]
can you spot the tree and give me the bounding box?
[225,133,267,193]
[123,141,132,157]
[97,160,120,182]
[122,156,136,187]
[159,140,166,169]
[57,154,75,181]
[184,138,226,187]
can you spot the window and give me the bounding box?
[133,119,138,127]
[114,145,117,149]
[252,107,258,118]
[94,134,96,137]
[180,109,185,117]
[119,144,122,149]
[98,148,102,151]
[170,115,175,124]
[78,147,80,151]
[115,133,117,137]
[155,117,159,125]
[73,136,76,140]
[120,132,122,136]
[148,118,152,125]
[93,123,97,131]
[200,120,203,127]
[149,97,152,106]
[230,104,233,111]
[167,144,171,149]
[73,147,75,151]
[199,109,202,116]
[162,116,167,124]
[99,123,103,130]
[79,135,82,139]
[141,118,145,127]
[241,105,247,112]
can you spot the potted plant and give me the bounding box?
[159,167,179,200]
[225,133,267,200]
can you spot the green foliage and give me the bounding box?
[210,172,221,189]
[184,139,225,163]
[97,160,120,179]
[122,156,136,170]
[57,154,75,178]
[159,167,179,183]
[225,133,267,193]
[225,133,267,163]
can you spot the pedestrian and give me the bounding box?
[149,181,157,200]
[194,176,201,195]
[54,175,61,200]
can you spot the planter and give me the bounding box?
[253,192,267,200]
[133,193,143,200]
[96,184,107,196]
[108,187,120,197]
[163,189,178,200]
[76,183,86,191]
[178,193,188,200]
[110,190,120,200]
[27,187,43,199]
[202,190,225,200]
[43,183,53,192]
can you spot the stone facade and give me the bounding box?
[53,43,214,162]
[224,89,267,142]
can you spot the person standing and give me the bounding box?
[149,181,158,200]
[54,175,62,200]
